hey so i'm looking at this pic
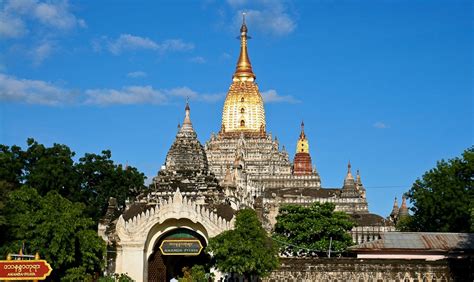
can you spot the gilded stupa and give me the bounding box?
[293,121,313,175]
[220,15,266,137]
[206,18,321,194]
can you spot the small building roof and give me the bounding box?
[351,213,390,227]
[350,232,474,252]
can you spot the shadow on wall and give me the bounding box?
[449,233,474,281]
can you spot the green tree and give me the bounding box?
[98,273,134,282]
[273,202,354,256]
[208,209,279,280]
[0,139,146,222]
[0,139,147,279]
[0,181,16,245]
[77,150,146,221]
[23,138,80,198]
[2,187,106,280]
[406,147,474,232]
[0,144,25,187]
[179,265,209,282]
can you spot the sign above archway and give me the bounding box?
[159,232,203,256]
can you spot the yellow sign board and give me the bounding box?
[159,239,203,256]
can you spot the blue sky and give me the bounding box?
[0,0,472,217]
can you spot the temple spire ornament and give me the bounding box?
[345,161,354,181]
[356,169,367,198]
[296,121,309,153]
[233,13,255,82]
[293,121,313,175]
[390,197,400,222]
[180,99,194,133]
[399,195,409,217]
[220,18,266,136]
[342,161,359,198]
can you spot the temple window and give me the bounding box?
[241,97,244,102]
[241,108,245,113]
[240,120,245,127]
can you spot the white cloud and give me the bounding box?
[228,1,296,36]
[221,52,231,60]
[30,41,54,66]
[199,93,226,102]
[107,34,159,54]
[0,73,75,105]
[127,71,147,78]
[190,56,206,64]
[0,12,27,38]
[85,86,223,105]
[159,39,194,53]
[240,9,295,36]
[33,1,80,30]
[226,0,248,7]
[261,89,299,103]
[0,74,222,106]
[166,87,198,99]
[165,87,224,102]
[101,34,194,55]
[373,121,390,129]
[0,1,86,66]
[78,19,87,28]
[0,0,86,38]
[85,86,167,105]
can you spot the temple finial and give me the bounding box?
[390,197,400,219]
[299,120,306,139]
[399,195,409,217]
[233,13,255,82]
[180,100,193,133]
[185,97,190,111]
[345,161,353,180]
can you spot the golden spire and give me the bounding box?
[220,15,266,135]
[296,121,309,153]
[233,13,256,82]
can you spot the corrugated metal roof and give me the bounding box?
[350,232,474,251]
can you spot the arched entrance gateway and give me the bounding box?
[110,189,232,282]
[148,228,210,281]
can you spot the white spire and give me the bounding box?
[180,100,194,133]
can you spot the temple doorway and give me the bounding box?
[147,228,210,282]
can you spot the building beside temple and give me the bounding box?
[98,20,394,282]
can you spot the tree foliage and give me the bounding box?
[0,139,146,222]
[97,273,134,282]
[273,202,354,256]
[22,138,80,197]
[0,144,25,186]
[208,209,279,280]
[179,265,209,282]
[0,138,147,279]
[406,147,474,232]
[2,187,106,280]
[77,150,145,221]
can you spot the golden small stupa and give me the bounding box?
[220,14,266,137]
